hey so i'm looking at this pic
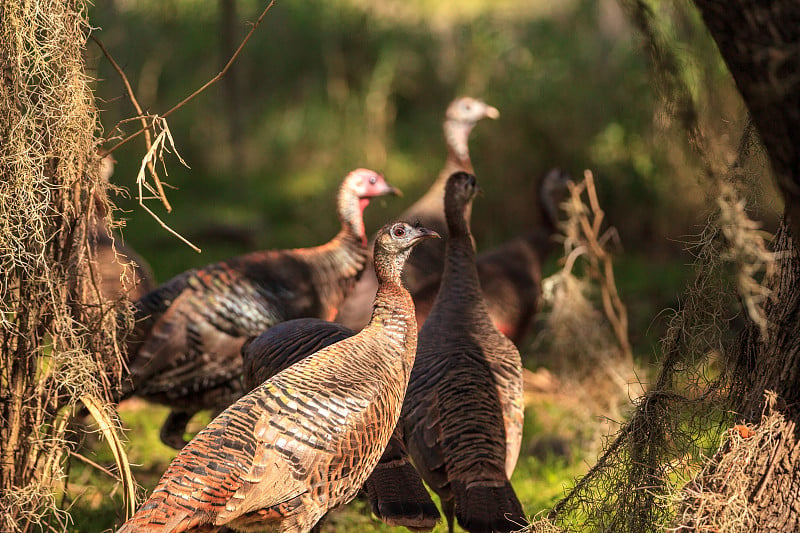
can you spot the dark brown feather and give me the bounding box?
[413,168,572,346]
[124,169,399,449]
[402,172,526,533]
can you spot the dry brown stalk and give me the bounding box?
[562,170,632,361]
[92,35,171,213]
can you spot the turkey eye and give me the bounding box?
[369,176,377,184]
[393,226,406,238]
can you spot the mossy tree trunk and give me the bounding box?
[692,1,800,250]
[0,1,128,530]
[677,1,800,529]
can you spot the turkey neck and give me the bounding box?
[290,185,371,315]
[404,120,476,225]
[434,199,487,323]
[323,181,374,277]
[443,119,475,177]
[370,251,418,372]
[437,120,477,221]
[337,181,371,248]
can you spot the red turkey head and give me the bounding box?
[344,168,402,213]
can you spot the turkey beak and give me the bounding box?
[412,227,440,243]
[374,180,402,198]
[484,105,500,119]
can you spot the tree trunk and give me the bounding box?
[676,1,800,529]
[692,1,800,248]
[0,1,127,530]
[678,222,800,530]
[730,224,800,421]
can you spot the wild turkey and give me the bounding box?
[117,221,439,533]
[336,96,499,331]
[402,172,527,533]
[91,154,155,301]
[413,168,572,345]
[92,229,155,302]
[125,169,401,450]
[242,318,440,531]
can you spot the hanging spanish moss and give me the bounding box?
[0,1,134,530]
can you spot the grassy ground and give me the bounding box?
[65,385,600,532]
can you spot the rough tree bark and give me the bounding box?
[677,1,800,529]
[692,1,800,247]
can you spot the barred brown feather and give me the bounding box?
[124,169,400,449]
[117,221,438,533]
[242,318,440,531]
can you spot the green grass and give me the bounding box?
[64,389,598,532]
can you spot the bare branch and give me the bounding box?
[91,35,171,212]
[103,0,276,156]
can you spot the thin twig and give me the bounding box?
[564,171,632,360]
[68,449,120,482]
[91,35,171,212]
[135,122,201,253]
[103,0,276,156]
[563,244,588,276]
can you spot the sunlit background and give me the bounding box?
[74,0,783,529]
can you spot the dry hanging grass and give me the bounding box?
[538,2,778,531]
[543,160,775,532]
[672,391,790,532]
[0,1,134,530]
[716,182,774,340]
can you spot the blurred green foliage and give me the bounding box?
[90,0,756,283]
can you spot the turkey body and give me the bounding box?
[91,154,155,302]
[413,168,572,346]
[117,221,439,533]
[242,318,440,531]
[402,172,526,533]
[336,97,499,332]
[125,169,400,449]
[93,231,155,302]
